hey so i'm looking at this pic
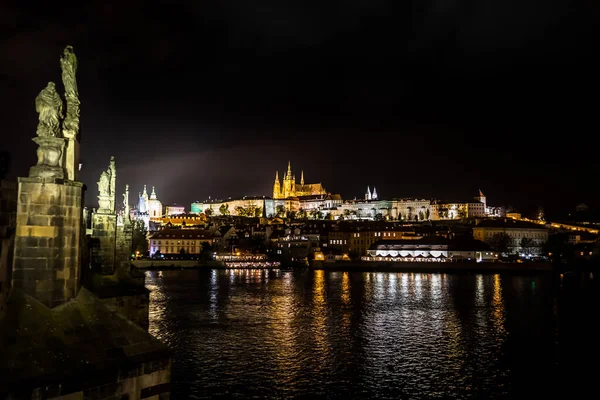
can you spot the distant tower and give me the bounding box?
[475,189,486,208]
[372,187,378,200]
[273,171,281,199]
[365,186,372,201]
[138,185,149,213]
[282,161,293,198]
[300,170,304,186]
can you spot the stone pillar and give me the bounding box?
[91,212,117,275]
[0,179,17,312]
[12,177,84,308]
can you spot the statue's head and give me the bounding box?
[64,45,74,54]
[47,82,55,89]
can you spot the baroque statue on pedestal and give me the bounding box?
[98,171,110,198]
[35,82,63,137]
[60,45,80,139]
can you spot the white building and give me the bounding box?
[364,237,497,262]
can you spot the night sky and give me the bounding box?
[1,1,598,217]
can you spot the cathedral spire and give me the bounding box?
[150,186,157,200]
[142,185,147,197]
[300,170,304,186]
[372,187,378,200]
[275,171,280,184]
[365,186,371,201]
[287,161,292,178]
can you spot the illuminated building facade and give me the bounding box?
[149,228,214,256]
[472,219,548,255]
[165,204,185,216]
[364,237,497,262]
[273,162,327,199]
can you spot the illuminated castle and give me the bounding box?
[272,162,327,199]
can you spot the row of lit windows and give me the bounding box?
[152,240,208,246]
[153,246,199,254]
[330,239,347,245]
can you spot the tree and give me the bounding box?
[520,237,536,255]
[543,233,574,263]
[425,209,430,220]
[316,211,324,220]
[457,208,467,220]
[490,233,513,255]
[276,205,286,218]
[297,208,307,219]
[131,219,148,256]
[418,210,424,221]
[254,207,262,218]
[288,210,297,220]
[204,207,213,217]
[200,241,213,261]
[374,213,384,221]
[235,206,246,216]
[407,207,413,220]
[219,203,230,216]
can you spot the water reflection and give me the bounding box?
[147,270,557,399]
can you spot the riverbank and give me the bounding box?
[133,259,554,274]
[310,261,554,274]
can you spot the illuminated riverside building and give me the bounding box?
[363,237,497,262]
[149,228,214,256]
[329,224,421,257]
[472,219,548,255]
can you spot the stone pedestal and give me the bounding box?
[29,136,66,180]
[91,213,117,275]
[12,177,83,308]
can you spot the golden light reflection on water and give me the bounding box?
[312,270,329,354]
[341,272,350,305]
[476,274,485,307]
[414,273,423,300]
[270,271,297,380]
[492,274,506,335]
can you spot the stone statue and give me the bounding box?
[108,156,116,212]
[60,45,81,181]
[60,46,79,99]
[98,171,110,198]
[35,82,63,137]
[123,184,129,212]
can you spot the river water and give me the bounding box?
[146,269,599,399]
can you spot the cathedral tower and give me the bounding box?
[282,161,294,198]
[273,171,281,199]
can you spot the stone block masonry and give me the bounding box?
[1,179,17,313]
[11,177,84,308]
[92,213,118,275]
